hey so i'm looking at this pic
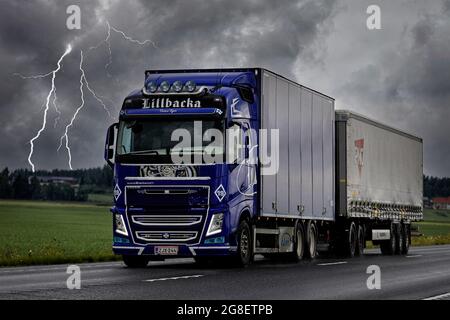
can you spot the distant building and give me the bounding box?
[29,176,79,189]
[432,196,450,210]
[423,197,432,209]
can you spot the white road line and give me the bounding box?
[406,255,422,258]
[423,292,450,300]
[144,274,204,282]
[317,261,348,266]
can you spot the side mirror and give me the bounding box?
[105,123,118,168]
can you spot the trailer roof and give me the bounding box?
[336,110,423,142]
[144,68,335,101]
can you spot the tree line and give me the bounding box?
[0,166,113,202]
[0,167,448,202]
[424,176,450,199]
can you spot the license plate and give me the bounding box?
[154,246,179,255]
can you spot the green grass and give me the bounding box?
[87,193,113,205]
[0,200,119,266]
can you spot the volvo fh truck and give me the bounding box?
[104,68,423,267]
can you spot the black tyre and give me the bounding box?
[234,220,252,267]
[355,224,365,256]
[288,223,305,262]
[401,223,410,255]
[380,223,396,255]
[394,223,403,255]
[347,222,357,258]
[305,221,318,259]
[122,255,149,268]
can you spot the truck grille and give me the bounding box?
[132,215,202,226]
[125,185,210,245]
[136,231,197,242]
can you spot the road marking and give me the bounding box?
[317,261,348,266]
[423,292,450,300]
[144,274,204,282]
[406,255,422,258]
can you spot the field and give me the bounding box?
[0,200,450,266]
[0,200,117,266]
[412,209,450,246]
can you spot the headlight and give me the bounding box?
[146,81,158,93]
[172,80,183,92]
[184,80,196,92]
[206,213,224,236]
[115,214,128,236]
[160,80,170,92]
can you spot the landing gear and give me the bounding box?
[122,255,149,268]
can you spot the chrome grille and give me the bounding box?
[135,231,197,242]
[132,215,202,226]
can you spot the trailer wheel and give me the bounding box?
[288,223,305,262]
[394,223,403,255]
[345,222,357,258]
[305,222,318,259]
[401,223,410,255]
[380,223,396,255]
[355,224,365,256]
[122,255,149,268]
[234,220,252,267]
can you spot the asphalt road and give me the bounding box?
[1,245,450,300]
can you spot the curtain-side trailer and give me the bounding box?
[104,68,423,267]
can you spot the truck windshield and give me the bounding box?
[116,119,224,164]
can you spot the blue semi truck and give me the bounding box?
[105,68,423,267]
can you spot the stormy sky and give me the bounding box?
[0,0,449,177]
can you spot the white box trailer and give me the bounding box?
[260,69,335,221]
[335,111,423,222]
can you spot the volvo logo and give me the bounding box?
[163,233,170,239]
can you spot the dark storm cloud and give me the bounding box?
[337,0,450,177]
[0,0,449,177]
[0,0,337,171]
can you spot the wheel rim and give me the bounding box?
[240,228,249,259]
[309,227,316,256]
[297,230,303,257]
[349,225,356,255]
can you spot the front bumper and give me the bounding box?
[112,243,237,257]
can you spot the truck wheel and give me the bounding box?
[305,221,318,259]
[401,224,410,255]
[380,223,396,255]
[234,220,252,267]
[394,223,403,255]
[346,222,357,258]
[355,225,365,256]
[288,223,305,262]
[122,255,149,268]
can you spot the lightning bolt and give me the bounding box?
[57,50,86,170]
[89,21,157,75]
[27,44,72,172]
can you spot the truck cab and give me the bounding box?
[105,69,260,267]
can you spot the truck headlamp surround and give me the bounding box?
[206,213,224,237]
[115,214,128,236]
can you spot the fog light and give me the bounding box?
[205,236,225,244]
